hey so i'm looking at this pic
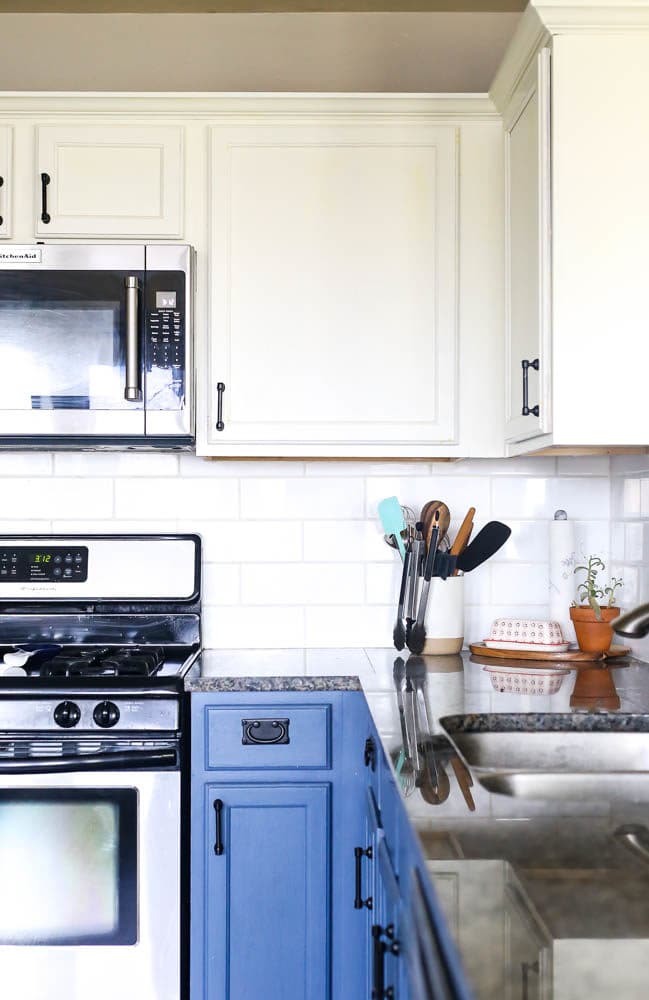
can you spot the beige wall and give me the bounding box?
[0,12,519,91]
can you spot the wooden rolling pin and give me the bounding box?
[449,507,475,576]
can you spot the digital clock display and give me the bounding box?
[0,547,88,583]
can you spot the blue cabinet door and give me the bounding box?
[198,782,330,1000]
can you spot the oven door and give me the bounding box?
[0,245,145,439]
[0,768,180,1000]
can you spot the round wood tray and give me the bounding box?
[469,642,631,663]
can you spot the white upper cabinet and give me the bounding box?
[497,7,649,454]
[204,119,462,457]
[504,49,551,445]
[0,126,11,239]
[35,124,183,238]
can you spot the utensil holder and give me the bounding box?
[423,576,464,655]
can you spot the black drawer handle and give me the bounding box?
[521,358,540,417]
[213,798,224,856]
[241,718,290,745]
[0,174,4,226]
[372,924,400,999]
[216,381,225,431]
[40,172,51,225]
[354,845,373,910]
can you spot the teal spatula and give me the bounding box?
[378,496,406,560]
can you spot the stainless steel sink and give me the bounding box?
[439,714,649,800]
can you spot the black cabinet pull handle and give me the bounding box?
[364,736,377,771]
[372,924,385,1000]
[213,798,224,856]
[372,925,400,999]
[40,172,51,224]
[521,960,539,1000]
[216,381,225,431]
[521,358,540,417]
[354,845,373,909]
[0,174,4,226]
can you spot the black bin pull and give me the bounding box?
[521,358,540,417]
[216,381,225,431]
[213,798,224,856]
[354,845,373,910]
[40,172,51,225]
[241,718,290,745]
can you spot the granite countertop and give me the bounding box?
[187,647,649,999]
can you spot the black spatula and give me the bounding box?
[456,521,511,573]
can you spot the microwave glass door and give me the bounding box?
[0,271,145,437]
[0,789,137,946]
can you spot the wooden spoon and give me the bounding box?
[420,501,451,553]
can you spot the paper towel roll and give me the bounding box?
[549,510,577,643]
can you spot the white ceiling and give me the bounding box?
[0,12,521,92]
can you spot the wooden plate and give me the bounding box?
[469,642,631,663]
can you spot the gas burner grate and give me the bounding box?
[38,647,165,679]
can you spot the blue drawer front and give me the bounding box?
[205,703,331,770]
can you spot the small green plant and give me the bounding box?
[573,555,623,620]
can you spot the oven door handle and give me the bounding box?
[124,275,141,402]
[0,748,177,774]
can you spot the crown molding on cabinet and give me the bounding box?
[0,92,500,120]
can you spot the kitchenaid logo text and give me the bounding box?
[0,249,42,262]
[20,585,56,593]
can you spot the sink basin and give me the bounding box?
[440,714,649,800]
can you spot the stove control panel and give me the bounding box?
[0,546,88,583]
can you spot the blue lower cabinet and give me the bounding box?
[198,782,330,1000]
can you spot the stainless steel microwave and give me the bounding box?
[0,244,193,449]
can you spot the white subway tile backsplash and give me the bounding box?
[365,563,401,605]
[1,479,113,520]
[491,563,550,605]
[0,454,52,476]
[54,453,178,477]
[202,606,305,648]
[304,520,390,563]
[181,520,302,562]
[115,478,239,520]
[492,477,610,521]
[241,477,365,520]
[0,451,623,649]
[556,456,610,476]
[365,476,492,521]
[242,563,365,606]
[180,456,305,477]
[202,563,241,605]
[304,605,394,647]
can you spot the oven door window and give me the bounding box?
[0,272,144,412]
[0,789,137,945]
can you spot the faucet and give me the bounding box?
[613,603,649,639]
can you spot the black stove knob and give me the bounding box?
[54,700,81,729]
[93,701,120,729]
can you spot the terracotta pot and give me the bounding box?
[569,605,621,654]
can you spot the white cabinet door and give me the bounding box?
[504,49,552,445]
[504,879,552,1000]
[35,124,183,237]
[206,120,458,456]
[0,126,11,239]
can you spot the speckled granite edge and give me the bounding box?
[441,712,649,732]
[185,675,362,692]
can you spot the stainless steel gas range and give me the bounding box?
[0,533,201,1000]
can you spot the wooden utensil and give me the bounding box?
[450,755,475,811]
[449,507,475,575]
[421,501,451,552]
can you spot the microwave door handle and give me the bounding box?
[124,276,141,402]
[0,748,177,774]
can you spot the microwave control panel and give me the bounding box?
[145,270,186,409]
[0,546,89,582]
